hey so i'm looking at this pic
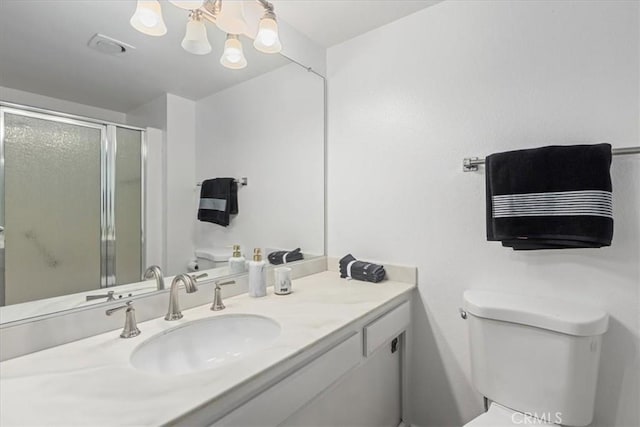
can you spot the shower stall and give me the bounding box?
[0,104,145,306]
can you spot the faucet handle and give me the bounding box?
[86,290,116,302]
[211,280,236,311]
[191,272,208,282]
[106,301,141,338]
[216,279,236,289]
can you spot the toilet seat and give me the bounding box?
[464,403,558,427]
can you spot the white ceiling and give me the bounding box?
[273,0,441,47]
[0,0,441,113]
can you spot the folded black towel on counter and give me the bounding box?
[339,254,386,283]
[268,248,304,265]
[197,178,238,227]
[486,143,613,250]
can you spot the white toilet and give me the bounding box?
[462,290,609,427]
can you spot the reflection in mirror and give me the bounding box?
[3,112,107,304]
[0,0,324,324]
[1,112,147,300]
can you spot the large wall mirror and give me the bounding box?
[0,0,325,324]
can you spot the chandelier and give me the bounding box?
[129,0,282,70]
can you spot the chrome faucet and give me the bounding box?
[165,273,207,320]
[86,290,116,302]
[144,265,165,290]
[211,280,236,311]
[106,301,141,338]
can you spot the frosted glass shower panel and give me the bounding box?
[114,127,142,285]
[4,113,102,304]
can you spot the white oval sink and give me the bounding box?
[130,314,281,375]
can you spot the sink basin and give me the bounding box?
[130,314,281,375]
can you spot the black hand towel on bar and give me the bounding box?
[339,254,386,283]
[268,248,304,265]
[486,143,613,250]
[197,178,238,227]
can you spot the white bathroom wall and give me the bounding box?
[0,86,127,123]
[126,95,168,130]
[144,127,165,270]
[278,19,327,77]
[165,94,197,274]
[127,94,197,275]
[326,1,639,427]
[195,63,325,257]
[127,95,169,272]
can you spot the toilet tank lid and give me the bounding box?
[463,290,609,336]
[195,248,230,262]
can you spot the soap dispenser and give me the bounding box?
[228,244,246,274]
[248,248,267,297]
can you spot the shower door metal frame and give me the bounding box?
[0,102,147,293]
[103,124,115,287]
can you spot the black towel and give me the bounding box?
[486,144,613,250]
[268,248,304,265]
[197,178,238,227]
[339,254,386,283]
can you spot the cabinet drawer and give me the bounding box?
[214,332,362,426]
[363,301,410,356]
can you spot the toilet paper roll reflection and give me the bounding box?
[187,260,199,272]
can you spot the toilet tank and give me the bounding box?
[195,248,230,269]
[463,290,608,427]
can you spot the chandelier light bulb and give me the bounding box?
[215,1,248,35]
[220,34,247,69]
[129,0,283,69]
[130,0,167,36]
[168,0,205,10]
[253,15,281,53]
[181,13,212,55]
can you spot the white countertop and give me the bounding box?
[0,271,414,426]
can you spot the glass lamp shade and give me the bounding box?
[220,35,247,69]
[215,1,248,35]
[253,17,281,53]
[168,0,204,10]
[240,0,263,37]
[130,0,167,36]
[181,17,212,54]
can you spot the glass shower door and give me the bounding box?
[1,110,104,305]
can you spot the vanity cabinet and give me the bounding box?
[211,301,411,427]
[280,333,403,427]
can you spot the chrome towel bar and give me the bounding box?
[196,177,248,186]
[463,146,640,172]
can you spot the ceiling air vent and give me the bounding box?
[88,34,135,56]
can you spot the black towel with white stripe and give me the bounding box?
[486,144,613,250]
[339,254,386,283]
[197,178,238,227]
[268,248,304,265]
